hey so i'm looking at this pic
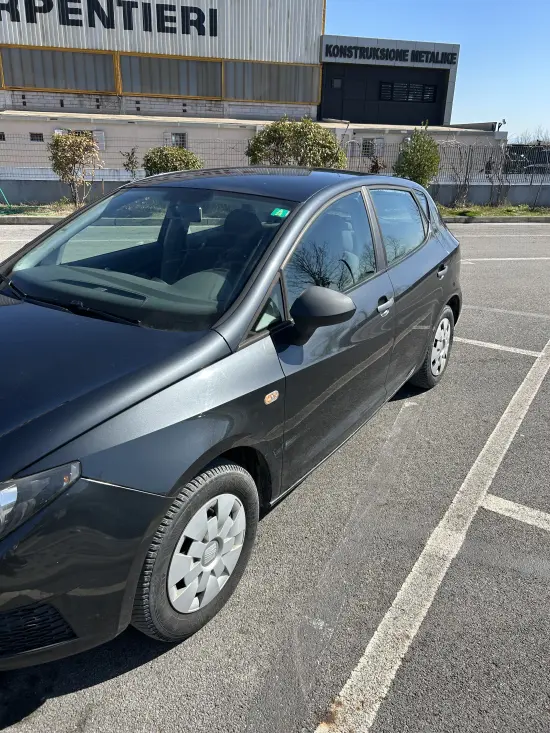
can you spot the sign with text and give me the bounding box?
[322,37,459,67]
[0,0,324,63]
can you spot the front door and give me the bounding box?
[274,190,395,491]
[367,187,450,396]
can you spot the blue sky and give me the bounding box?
[325,0,549,139]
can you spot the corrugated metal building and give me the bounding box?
[0,0,325,118]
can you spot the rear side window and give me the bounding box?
[370,189,426,265]
[415,191,430,220]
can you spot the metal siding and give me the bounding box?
[1,48,115,91]
[0,0,324,64]
[225,61,319,103]
[119,55,221,96]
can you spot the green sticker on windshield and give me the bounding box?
[271,208,290,219]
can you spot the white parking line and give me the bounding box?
[462,304,550,321]
[464,257,550,261]
[317,336,550,733]
[454,337,541,358]
[482,494,550,533]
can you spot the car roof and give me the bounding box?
[129,167,420,203]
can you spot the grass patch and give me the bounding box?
[0,200,74,217]
[438,203,550,218]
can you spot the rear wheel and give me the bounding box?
[410,305,455,390]
[132,461,259,642]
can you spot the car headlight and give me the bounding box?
[0,462,81,541]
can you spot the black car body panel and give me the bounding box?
[0,478,171,670]
[0,168,461,668]
[26,337,286,499]
[0,298,230,481]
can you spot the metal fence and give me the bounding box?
[1,135,549,200]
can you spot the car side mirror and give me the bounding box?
[289,286,356,344]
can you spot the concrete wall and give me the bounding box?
[0,180,122,204]
[3,178,549,208]
[1,90,316,122]
[430,184,550,208]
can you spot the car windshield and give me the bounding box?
[10,187,295,331]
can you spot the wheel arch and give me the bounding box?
[171,440,277,514]
[447,294,462,324]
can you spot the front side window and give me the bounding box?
[370,189,426,265]
[252,281,285,333]
[284,192,376,308]
[10,187,295,331]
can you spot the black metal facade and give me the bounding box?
[320,62,450,125]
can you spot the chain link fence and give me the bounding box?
[1,134,549,206]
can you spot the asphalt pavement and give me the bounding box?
[0,222,549,733]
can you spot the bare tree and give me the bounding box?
[441,141,475,207]
[513,126,550,145]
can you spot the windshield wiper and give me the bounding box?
[0,273,27,300]
[66,300,142,327]
[17,291,141,327]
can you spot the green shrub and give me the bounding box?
[246,116,347,169]
[48,132,102,207]
[394,125,440,188]
[143,146,203,177]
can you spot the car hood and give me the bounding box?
[0,297,230,480]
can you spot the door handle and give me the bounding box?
[437,265,449,279]
[377,296,394,316]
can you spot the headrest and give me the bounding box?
[166,203,201,222]
[224,209,262,235]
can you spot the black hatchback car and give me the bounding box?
[0,168,461,668]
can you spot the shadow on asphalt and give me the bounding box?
[0,627,172,729]
[390,383,426,401]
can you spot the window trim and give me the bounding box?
[281,187,380,301]
[239,274,290,350]
[364,184,431,269]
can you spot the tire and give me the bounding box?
[132,461,259,642]
[410,305,455,390]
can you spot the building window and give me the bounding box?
[1,48,115,93]
[0,132,5,142]
[224,62,320,104]
[422,85,436,103]
[332,78,343,89]
[30,133,44,142]
[380,82,437,103]
[171,133,188,148]
[362,139,375,157]
[121,56,222,98]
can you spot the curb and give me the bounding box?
[444,216,550,224]
[2,215,550,226]
[0,216,64,225]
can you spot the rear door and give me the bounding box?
[366,186,449,396]
[273,189,395,491]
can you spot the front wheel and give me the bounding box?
[410,305,455,390]
[132,461,259,642]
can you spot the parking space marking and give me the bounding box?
[317,336,550,733]
[462,304,550,321]
[454,337,542,358]
[482,494,550,533]
[465,257,550,261]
